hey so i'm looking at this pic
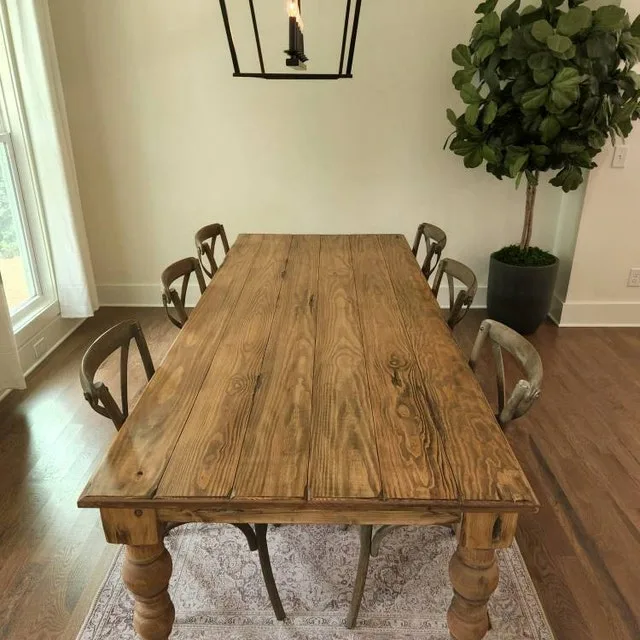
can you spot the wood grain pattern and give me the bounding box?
[233,235,319,498]
[78,236,264,503]
[307,236,381,499]
[156,235,292,498]
[81,234,535,515]
[349,235,457,501]
[378,235,537,508]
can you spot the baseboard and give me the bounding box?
[98,283,489,310]
[558,300,640,327]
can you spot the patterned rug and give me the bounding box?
[78,524,554,639]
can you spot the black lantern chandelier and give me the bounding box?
[218,0,363,80]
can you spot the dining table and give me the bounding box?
[78,233,539,640]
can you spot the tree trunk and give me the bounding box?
[519,175,538,251]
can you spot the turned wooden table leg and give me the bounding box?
[447,546,498,640]
[122,542,175,640]
[447,512,518,640]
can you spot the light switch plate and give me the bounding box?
[628,268,640,288]
[612,146,628,168]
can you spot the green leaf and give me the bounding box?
[483,100,498,125]
[547,34,573,55]
[450,139,477,156]
[586,33,617,60]
[465,103,481,126]
[532,20,554,43]
[482,144,498,163]
[557,6,593,37]
[475,0,499,15]
[550,166,584,192]
[528,51,554,70]
[540,115,561,142]
[499,27,514,46]
[481,12,501,37]
[452,44,474,68]
[460,83,483,104]
[521,87,549,111]
[593,5,626,32]
[508,29,535,59]
[509,152,530,177]
[631,14,640,38]
[464,147,485,168]
[475,38,497,62]
[559,140,586,154]
[453,68,476,90]
[534,68,555,86]
[501,0,522,29]
[446,109,458,127]
[549,67,582,110]
[587,130,606,149]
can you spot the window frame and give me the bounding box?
[0,0,57,338]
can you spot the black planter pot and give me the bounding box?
[487,253,559,335]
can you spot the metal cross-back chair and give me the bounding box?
[469,318,543,428]
[411,222,447,280]
[161,257,206,329]
[79,320,286,620]
[432,258,478,329]
[195,223,230,279]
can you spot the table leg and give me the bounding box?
[446,512,518,640]
[447,546,498,640]
[122,542,175,640]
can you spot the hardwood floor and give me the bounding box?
[0,307,638,639]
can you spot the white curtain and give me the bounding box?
[0,273,25,389]
[6,0,98,318]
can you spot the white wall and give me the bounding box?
[560,137,640,325]
[48,0,565,307]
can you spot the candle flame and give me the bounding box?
[287,0,303,30]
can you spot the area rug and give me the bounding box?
[78,524,554,639]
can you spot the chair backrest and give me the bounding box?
[80,320,155,430]
[469,319,543,428]
[432,258,478,329]
[195,223,230,279]
[161,257,206,329]
[411,223,447,279]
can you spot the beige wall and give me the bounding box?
[48,0,566,306]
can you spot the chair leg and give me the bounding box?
[232,523,258,551]
[346,525,373,629]
[254,524,286,621]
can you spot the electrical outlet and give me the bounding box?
[33,337,47,359]
[628,268,640,288]
[612,146,628,168]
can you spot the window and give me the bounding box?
[0,5,56,333]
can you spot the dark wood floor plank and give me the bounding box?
[379,235,536,508]
[233,236,319,499]
[78,236,264,503]
[349,235,457,501]
[157,235,292,498]
[307,236,381,499]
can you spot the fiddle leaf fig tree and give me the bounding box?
[446,0,640,256]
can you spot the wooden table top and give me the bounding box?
[79,234,537,522]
